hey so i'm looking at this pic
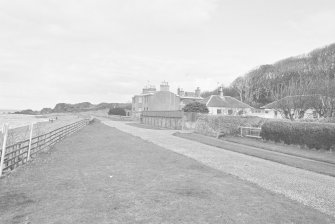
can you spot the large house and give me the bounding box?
[200,86,253,116]
[132,82,202,118]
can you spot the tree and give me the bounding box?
[231,76,246,102]
[201,86,239,99]
[308,78,335,117]
[108,107,126,116]
[269,79,311,120]
[183,102,209,113]
[228,43,335,108]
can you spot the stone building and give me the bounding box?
[132,82,202,119]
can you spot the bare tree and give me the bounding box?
[307,78,335,118]
[269,79,311,120]
[231,76,246,102]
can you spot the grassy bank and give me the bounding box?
[174,132,335,177]
[1,122,333,223]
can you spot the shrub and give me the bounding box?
[108,107,126,116]
[183,102,209,113]
[260,120,335,150]
[194,115,268,137]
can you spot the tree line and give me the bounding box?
[202,43,335,119]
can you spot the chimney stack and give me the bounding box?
[160,81,170,91]
[143,85,156,94]
[179,88,184,96]
[195,87,201,97]
[218,85,224,97]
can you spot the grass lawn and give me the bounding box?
[174,132,335,177]
[1,121,334,223]
[223,135,335,164]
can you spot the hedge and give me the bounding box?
[260,120,335,150]
[194,115,268,137]
[108,107,126,116]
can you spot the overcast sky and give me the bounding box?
[1,0,335,110]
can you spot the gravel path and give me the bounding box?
[100,118,335,218]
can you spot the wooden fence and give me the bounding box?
[141,111,184,129]
[140,111,200,130]
[240,126,262,139]
[0,119,90,176]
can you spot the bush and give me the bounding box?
[183,102,209,113]
[108,107,126,116]
[194,115,268,137]
[260,120,335,150]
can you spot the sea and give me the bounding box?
[0,110,49,130]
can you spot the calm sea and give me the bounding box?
[0,110,48,129]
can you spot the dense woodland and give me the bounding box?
[202,43,335,119]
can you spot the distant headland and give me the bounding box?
[13,102,131,115]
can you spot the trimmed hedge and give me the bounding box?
[260,120,335,150]
[195,115,268,137]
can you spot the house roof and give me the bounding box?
[262,95,323,109]
[134,93,155,97]
[201,95,252,108]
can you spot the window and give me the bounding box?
[217,109,222,114]
[138,97,142,103]
[228,109,233,115]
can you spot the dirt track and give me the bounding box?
[0,121,334,223]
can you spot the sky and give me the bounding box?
[1,0,335,110]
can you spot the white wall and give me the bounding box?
[251,108,318,119]
[208,107,252,116]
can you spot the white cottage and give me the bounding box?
[200,87,253,116]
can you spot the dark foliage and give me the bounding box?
[260,120,335,150]
[183,102,209,113]
[108,107,126,116]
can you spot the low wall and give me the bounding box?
[141,111,198,130]
[140,111,201,130]
[141,116,183,129]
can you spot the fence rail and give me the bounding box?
[0,119,90,176]
[240,126,262,139]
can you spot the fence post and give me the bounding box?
[27,123,34,161]
[0,124,9,177]
[181,111,184,131]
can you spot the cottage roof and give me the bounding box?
[201,95,252,108]
[262,94,323,109]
